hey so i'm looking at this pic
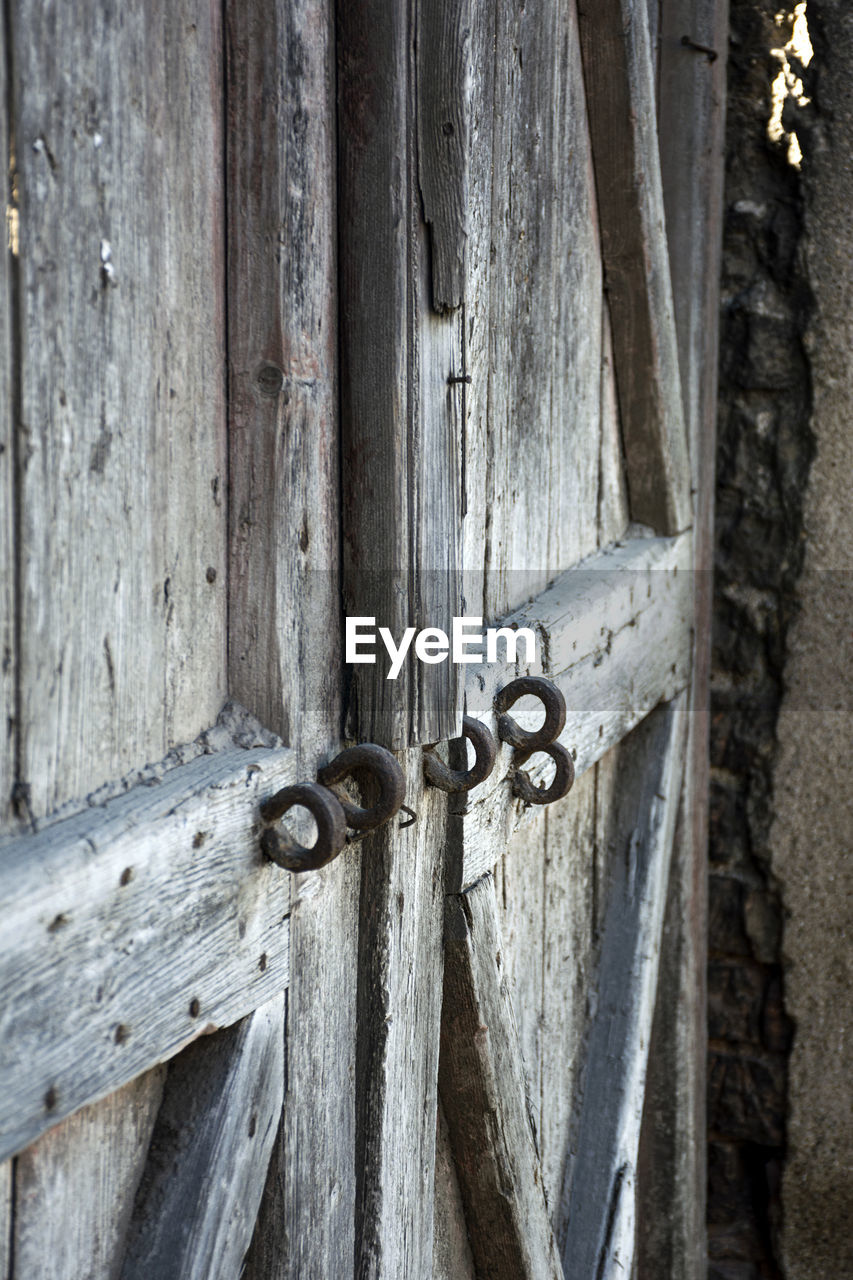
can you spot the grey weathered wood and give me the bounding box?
[559,694,688,1278]
[463,0,605,622]
[226,0,339,767]
[13,1068,166,1280]
[0,1159,10,1277]
[338,0,462,749]
[598,303,631,548]
[120,999,284,1280]
[225,4,359,1274]
[11,0,227,822]
[456,531,693,889]
[433,1101,475,1280]
[0,732,294,1162]
[439,875,562,1280]
[417,0,471,313]
[0,7,14,834]
[577,0,692,536]
[355,756,448,1280]
[636,6,728,1276]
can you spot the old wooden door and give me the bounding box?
[0,0,725,1277]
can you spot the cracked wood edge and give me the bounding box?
[0,742,294,1162]
[119,998,284,1280]
[577,0,692,535]
[439,874,562,1280]
[455,531,692,890]
[558,694,688,1278]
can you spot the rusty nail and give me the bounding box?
[681,35,718,62]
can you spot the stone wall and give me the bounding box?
[711,3,853,1278]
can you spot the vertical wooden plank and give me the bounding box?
[120,1001,284,1280]
[354,761,447,1280]
[636,3,728,1276]
[433,1101,476,1280]
[440,876,562,1280]
[12,0,227,821]
[13,1069,166,1278]
[8,3,228,1274]
[0,1160,10,1280]
[337,0,462,749]
[577,0,692,535]
[471,0,604,623]
[0,1,14,834]
[225,4,359,1278]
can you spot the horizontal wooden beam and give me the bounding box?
[440,876,562,1280]
[0,744,295,1162]
[558,695,687,1277]
[453,531,693,890]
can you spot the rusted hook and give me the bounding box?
[259,781,347,873]
[423,715,497,793]
[494,675,567,753]
[317,743,406,832]
[512,742,575,806]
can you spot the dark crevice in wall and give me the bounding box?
[709,4,816,1278]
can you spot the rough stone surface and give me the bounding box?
[714,3,853,1278]
[711,2,812,1275]
[768,3,853,1276]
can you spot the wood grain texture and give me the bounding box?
[558,695,688,1279]
[432,1101,475,1280]
[225,0,339,764]
[0,7,14,834]
[10,0,227,821]
[439,875,562,1280]
[456,531,693,889]
[355,756,447,1280]
[0,736,295,1162]
[0,1159,10,1278]
[338,0,462,749]
[463,0,605,622]
[119,999,284,1280]
[13,1068,165,1280]
[636,5,728,1276]
[417,0,471,313]
[577,0,692,536]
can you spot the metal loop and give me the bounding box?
[512,742,575,807]
[259,782,347,873]
[317,743,406,832]
[494,675,567,753]
[423,715,497,794]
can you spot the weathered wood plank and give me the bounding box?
[439,874,562,1280]
[225,0,339,766]
[119,999,284,1280]
[0,6,14,835]
[225,4,359,1274]
[11,0,227,821]
[433,1100,476,1280]
[338,0,462,748]
[417,0,471,313]
[598,302,631,549]
[0,1159,10,1278]
[635,5,728,1276]
[0,730,294,1162]
[558,694,688,1278]
[13,1069,165,1280]
[355,757,447,1280]
[456,531,693,889]
[464,0,604,623]
[577,0,692,535]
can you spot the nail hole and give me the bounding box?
[189,998,201,1018]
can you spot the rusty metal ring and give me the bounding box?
[512,742,575,806]
[259,782,347,873]
[423,715,497,794]
[494,676,567,753]
[317,743,405,832]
